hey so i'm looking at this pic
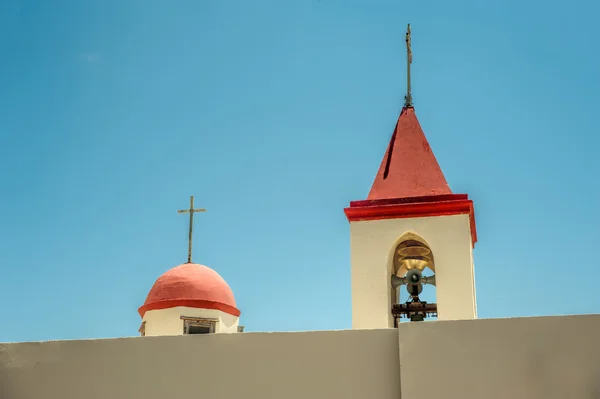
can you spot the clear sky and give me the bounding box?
[0,0,598,342]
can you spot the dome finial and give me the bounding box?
[177,196,206,264]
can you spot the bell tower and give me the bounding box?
[344,25,478,329]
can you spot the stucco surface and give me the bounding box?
[0,329,401,399]
[2,315,600,399]
[398,315,600,399]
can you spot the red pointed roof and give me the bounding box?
[345,106,477,247]
[367,107,451,200]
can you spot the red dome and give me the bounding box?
[138,263,240,318]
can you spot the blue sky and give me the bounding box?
[0,0,598,342]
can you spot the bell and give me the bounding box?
[401,258,429,271]
[396,242,432,272]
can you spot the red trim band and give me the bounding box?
[344,194,477,247]
[350,193,468,208]
[139,299,241,318]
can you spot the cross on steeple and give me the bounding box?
[404,23,413,108]
[177,196,206,264]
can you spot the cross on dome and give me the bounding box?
[177,195,206,264]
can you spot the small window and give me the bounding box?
[181,317,217,335]
[139,321,146,337]
[187,323,212,334]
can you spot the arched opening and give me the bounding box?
[389,233,437,325]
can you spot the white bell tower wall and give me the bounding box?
[349,213,477,329]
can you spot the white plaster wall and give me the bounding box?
[2,315,600,399]
[350,214,476,329]
[143,306,239,336]
[398,315,600,399]
[0,329,401,399]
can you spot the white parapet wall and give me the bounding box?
[397,314,600,399]
[1,314,600,399]
[0,329,401,399]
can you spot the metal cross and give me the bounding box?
[404,23,413,108]
[177,196,206,264]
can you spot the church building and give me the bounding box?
[136,24,477,338]
[2,25,600,399]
